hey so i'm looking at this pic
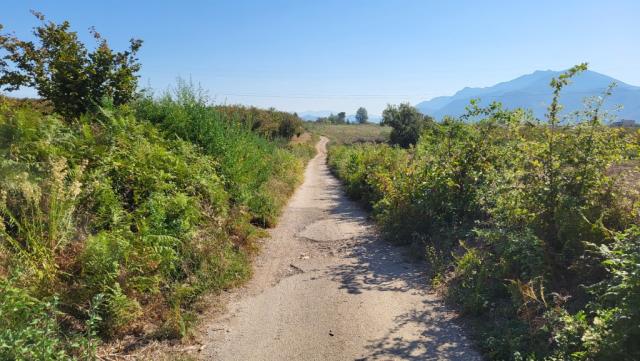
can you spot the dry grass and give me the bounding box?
[0,95,53,114]
[609,160,640,223]
[304,123,390,146]
[289,131,312,144]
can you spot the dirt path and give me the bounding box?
[197,137,480,361]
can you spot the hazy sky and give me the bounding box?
[3,0,640,114]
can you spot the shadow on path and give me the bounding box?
[356,298,479,360]
[319,157,480,360]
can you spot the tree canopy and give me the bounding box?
[381,103,432,147]
[355,107,368,124]
[0,11,143,119]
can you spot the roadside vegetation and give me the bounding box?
[329,65,640,360]
[0,14,314,359]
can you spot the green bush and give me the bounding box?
[381,103,433,148]
[0,281,68,360]
[0,280,100,360]
[546,227,640,360]
[0,12,142,119]
[213,104,303,139]
[135,82,307,226]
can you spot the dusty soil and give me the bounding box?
[195,137,480,361]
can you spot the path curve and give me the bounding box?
[198,137,481,361]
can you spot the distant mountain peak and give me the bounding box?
[417,69,640,121]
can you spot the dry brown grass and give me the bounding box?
[304,123,390,146]
[289,131,312,144]
[0,95,53,113]
[609,160,640,223]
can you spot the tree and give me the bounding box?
[277,115,299,138]
[0,11,143,119]
[355,107,368,124]
[381,103,432,147]
[337,112,346,124]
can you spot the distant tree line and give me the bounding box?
[316,111,346,124]
[316,107,369,124]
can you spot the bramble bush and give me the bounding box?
[329,65,640,360]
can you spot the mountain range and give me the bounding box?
[416,70,640,121]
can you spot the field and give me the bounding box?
[304,122,391,145]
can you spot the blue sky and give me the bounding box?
[3,0,640,114]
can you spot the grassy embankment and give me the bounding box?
[0,88,315,359]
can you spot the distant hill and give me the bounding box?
[299,110,382,123]
[299,110,334,121]
[416,70,640,122]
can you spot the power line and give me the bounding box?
[212,92,434,99]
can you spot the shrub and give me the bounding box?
[102,283,142,338]
[0,281,68,360]
[135,82,307,226]
[0,280,100,360]
[381,103,433,148]
[213,104,303,139]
